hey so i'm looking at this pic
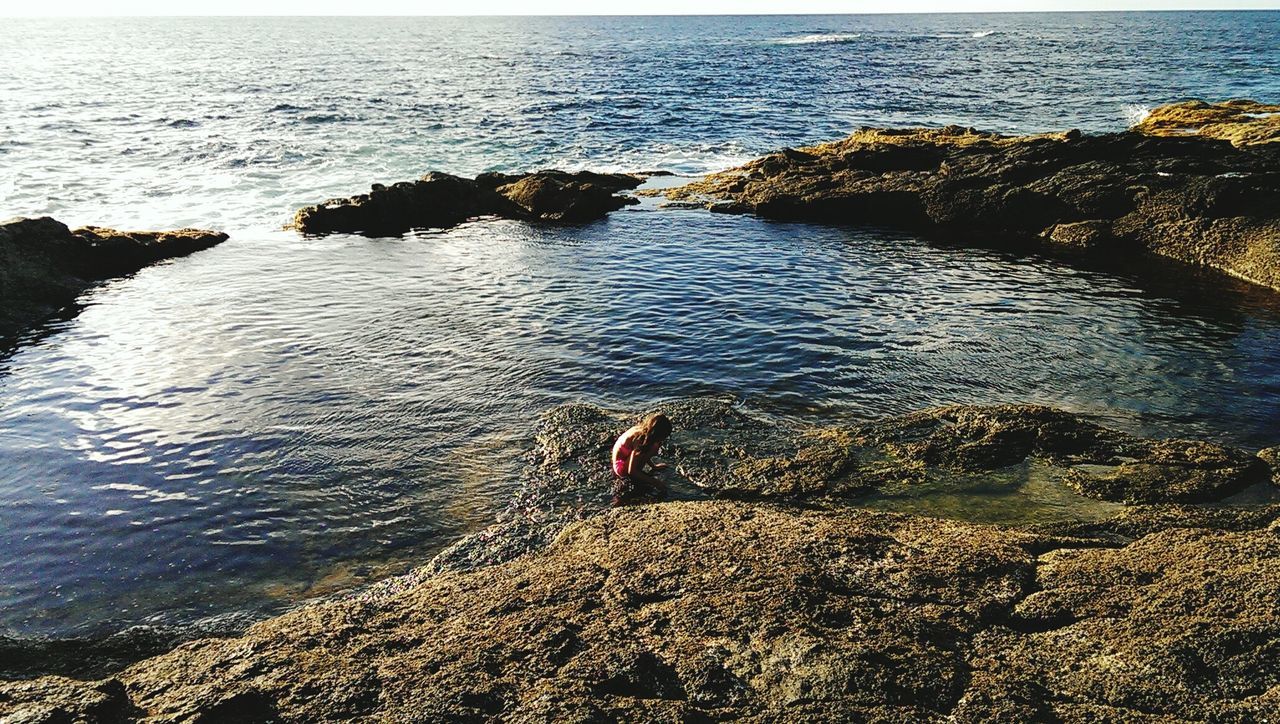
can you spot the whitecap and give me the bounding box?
[1123,104,1153,126]
[972,30,997,38]
[774,33,862,46]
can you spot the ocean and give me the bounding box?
[1,12,1279,664]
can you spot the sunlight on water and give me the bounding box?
[1,13,1279,647]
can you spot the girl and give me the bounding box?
[610,412,672,505]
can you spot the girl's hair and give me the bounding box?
[630,412,672,451]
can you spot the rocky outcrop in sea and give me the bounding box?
[292,170,643,236]
[0,217,228,343]
[5,399,1277,722]
[658,99,1280,291]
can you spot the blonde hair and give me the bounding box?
[629,412,672,451]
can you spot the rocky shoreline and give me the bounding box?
[0,217,228,345]
[656,99,1280,292]
[4,400,1277,722]
[4,100,1280,721]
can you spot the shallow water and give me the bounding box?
[2,13,1280,647]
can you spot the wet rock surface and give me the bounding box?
[0,217,228,344]
[516,399,1269,508]
[662,99,1280,291]
[4,499,1276,722]
[292,170,642,236]
[1133,99,1280,147]
[4,400,1277,720]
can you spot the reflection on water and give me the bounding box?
[2,208,1280,642]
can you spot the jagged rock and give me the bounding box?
[5,500,1276,721]
[1042,218,1114,249]
[291,171,519,236]
[0,217,228,342]
[293,170,642,235]
[0,503,1044,721]
[494,170,641,221]
[663,100,1280,291]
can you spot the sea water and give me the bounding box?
[1,13,1279,655]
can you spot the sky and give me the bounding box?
[6,0,1278,15]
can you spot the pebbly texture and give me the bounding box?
[3,500,1277,722]
[0,216,228,343]
[292,170,642,236]
[662,99,1280,291]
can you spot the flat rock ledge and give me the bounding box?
[3,500,1277,722]
[660,99,1280,292]
[292,170,643,236]
[8,401,1277,722]
[0,217,229,343]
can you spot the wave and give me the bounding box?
[774,33,862,46]
[1123,104,1152,126]
[918,30,1000,40]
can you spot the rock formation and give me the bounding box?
[0,217,228,343]
[524,399,1271,506]
[659,99,1280,292]
[1133,98,1280,147]
[3,499,1276,722]
[2,399,1278,721]
[292,170,643,236]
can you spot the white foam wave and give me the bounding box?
[972,30,997,38]
[774,33,862,46]
[1123,104,1153,126]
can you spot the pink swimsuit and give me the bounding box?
[612,436,655,478]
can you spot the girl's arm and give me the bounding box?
[627,448,667,491]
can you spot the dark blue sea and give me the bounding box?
[1,13,1279,653]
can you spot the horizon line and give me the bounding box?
[6,7,1280,18]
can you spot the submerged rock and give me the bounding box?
[4,499,1276,722]
[0,217,228,343]
[292,170,642,236]
[521,399,1269,507]
[663,99,1280,292]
